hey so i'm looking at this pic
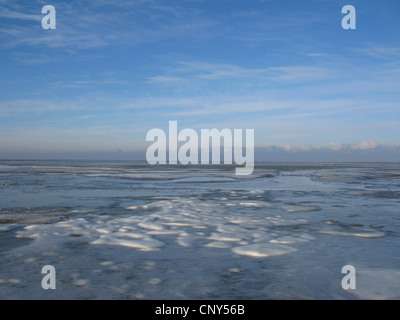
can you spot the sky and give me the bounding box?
[0,0,399,161]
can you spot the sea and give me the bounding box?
[0,160,399,299]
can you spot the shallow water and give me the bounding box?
[0,161,399,299]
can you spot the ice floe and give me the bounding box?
[232,243,297,258]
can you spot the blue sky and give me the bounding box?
[0,0,399,160]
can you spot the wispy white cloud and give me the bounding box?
[50,77,127,88]
[11,52,61,64]
[358,47,400,60]
[2,92,397,122]
[351,139,378,150]
[330,142,342,151]
[263,140,396,153]
[279,144,321,152]
[147,76,188,85]
[0,7,41,21]
[329,140,379,151]
[268,66,335,82]
[148,61,337,86]
[0,0,217,51]
[0,98,106,115]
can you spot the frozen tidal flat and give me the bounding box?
[0,161,399,299]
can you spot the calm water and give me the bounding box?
[0,161,399,299]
